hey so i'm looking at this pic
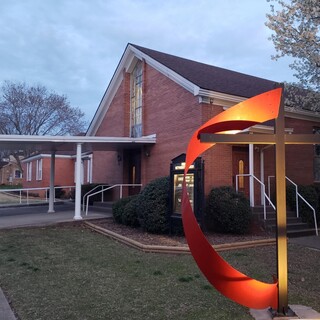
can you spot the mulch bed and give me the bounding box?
[88,218,273,247]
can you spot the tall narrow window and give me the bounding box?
[27,162,32,181]
[130,61,143,137]
[239,160,244,189]
[36,159,42,181]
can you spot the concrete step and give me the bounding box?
[91,201,113,209]
[264,217,302,226]
[287,228,318,238]
[267,222,311,233]
[86,202,113,214]
[252,206,317,238]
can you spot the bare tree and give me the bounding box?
[0,81,87,135]
[0,81,88,169]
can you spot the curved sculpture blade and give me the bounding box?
[182,88,282,309]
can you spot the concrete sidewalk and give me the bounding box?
[289,235,320,251]
[0,288,16,320]
[0,203,112,229]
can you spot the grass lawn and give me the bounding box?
[0,224,319,320]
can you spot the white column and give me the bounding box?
[249,143,254,207]
[74,143,83,220]
[260,150,265,205]
[48,151,55,213]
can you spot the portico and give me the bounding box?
[0,134,156,219]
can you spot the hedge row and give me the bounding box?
[113,179,320,235]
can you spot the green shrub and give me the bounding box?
[287,184,319,226]
[0,184,23,189]
[112,196,132,224]
[122,194,140,227]
[205,186,251,234]
[137,176,170,234]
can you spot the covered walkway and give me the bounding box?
[0,134,156,219]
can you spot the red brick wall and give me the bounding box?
[141,63,202,184]
[91,59,320,203]
[92,63,204,187]
[22,157,75,195]
[285,117,315,185]
[200,104,234,195]
[93,70,129,184]
[258,116,319,203]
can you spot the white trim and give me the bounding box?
[243,125,294,134]
[0,134,156,144]
[129,45,199,95]
[285,108,320,122]
[21,154,73,163]
[199,90,246,108]
[74,143,83,220]
[26,162,32,181]
[86,154,93,183]
[36,159,43,181]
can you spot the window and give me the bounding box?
[36,159,42,181]
[238,160,244,189]
[26,162,32,181]
[130,61,143,137]
[15,170,22,179]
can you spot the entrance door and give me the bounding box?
[232,147,249,197]
[127,149,141,196]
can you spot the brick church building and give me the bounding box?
[86,43,320,206]
[20,43,320,208]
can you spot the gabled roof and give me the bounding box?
[86,44,316,136]
[131,44,278,98]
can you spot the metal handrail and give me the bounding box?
[285,177,318,236]
[85,184,142,216]
[82,184,109,212]
[236,174,276,220]
[268,175,318,236]
[0,185,75,205]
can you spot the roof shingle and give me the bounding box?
[131,44,279,98]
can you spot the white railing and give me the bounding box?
[268,176,318,236]
[0,185,75,206]
[85,184,142,216]
[82,184,110,212]
[236,174,276,220]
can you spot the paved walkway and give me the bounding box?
[289,235,320,251]
[0,202,112,229]
[0,288,16,320]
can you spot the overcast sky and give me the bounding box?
[0,0,295,123]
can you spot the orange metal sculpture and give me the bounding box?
[181,88,282,309]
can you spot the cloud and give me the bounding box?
[0,0,296,122]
